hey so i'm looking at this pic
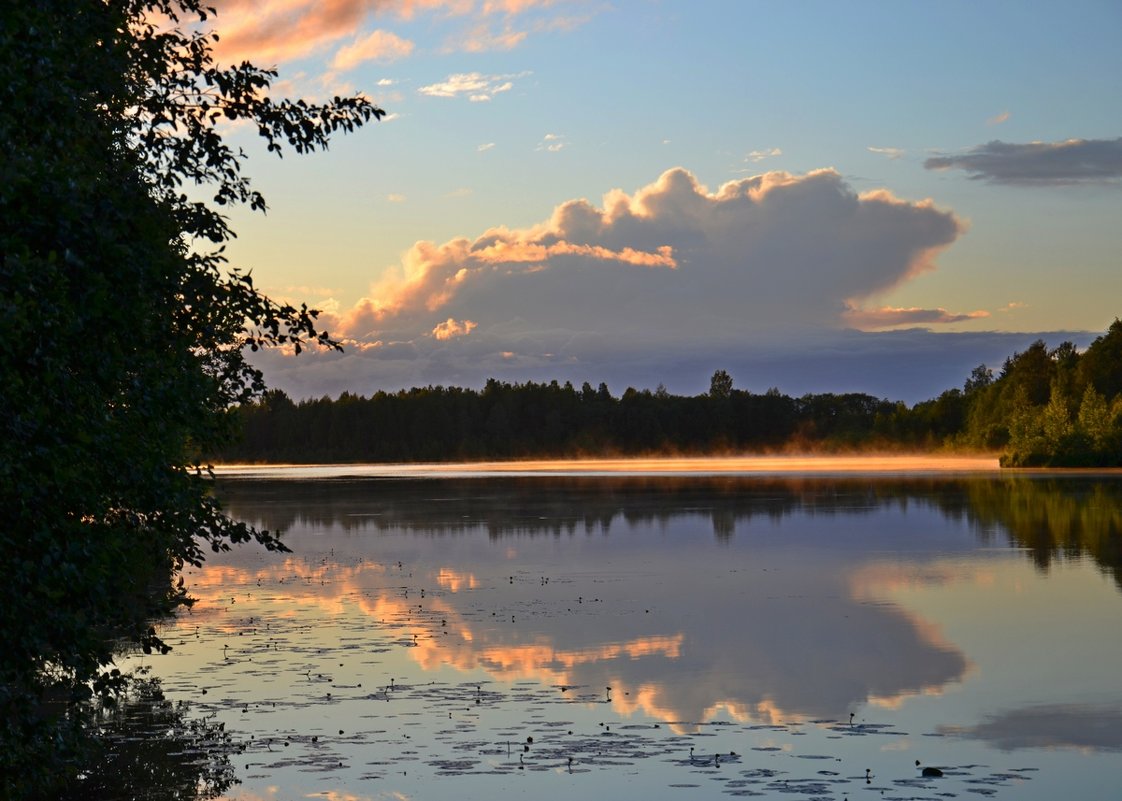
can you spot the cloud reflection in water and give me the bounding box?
[192,476,983,728]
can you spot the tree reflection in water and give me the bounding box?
[963,477,1122,588]
[60,673,239,801]
[218,473,1122,589]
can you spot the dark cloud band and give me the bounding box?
[924,137,1122,185]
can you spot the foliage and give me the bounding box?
[0,1,380,795]
[216,381,901,462]
[708,369,734,399]
[216,321,1122,467]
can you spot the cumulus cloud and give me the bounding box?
[418,71,528,100]
[924,137,1122,185]
[251,167,1005,401]
[431,318,478,340]
[307,167,962,384]
[844,305,989,329]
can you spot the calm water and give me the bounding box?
[126,463,1122,800]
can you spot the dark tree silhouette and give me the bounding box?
[0,2,381,794]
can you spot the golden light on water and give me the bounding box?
[214,455,1000,479]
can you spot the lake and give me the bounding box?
[124,459,1122,800]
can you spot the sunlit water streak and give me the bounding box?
[213,454,1001,479]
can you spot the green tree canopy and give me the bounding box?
[1079,319,1122,400]
[709,369,734,399]
[0,1,381,794]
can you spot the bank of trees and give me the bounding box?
[1,2,380,795]
[217,381,904,461]
[219,320,1122,466]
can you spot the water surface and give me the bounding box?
[129,463,1122,800]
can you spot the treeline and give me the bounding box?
[216,320,1122,466]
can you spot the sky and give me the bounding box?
[204,0,1122,403]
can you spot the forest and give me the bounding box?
[217,320,1122,468]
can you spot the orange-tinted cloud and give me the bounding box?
[431,317,478,340]
[246,166,997,402]
[209,0,584,66]
[336,166,962,344]
[331,29,415,70]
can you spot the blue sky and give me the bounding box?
[207,0,1122,401]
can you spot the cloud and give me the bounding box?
[924,137,1122,185]
[386,193,406,203]
[868,146,905,160]
[987,110,1010,126]
[337,166,961,337]
[746,147,782,163]
[431,318,478,340]
[210,0,586,67]
[844,305,989,329]
[210,0,395,65]
[272,166,971,398]
[537,132,567,152]
[477,142,496,152]
[418,71,528,100]
[330,30,414,71]
[457,20,528,52]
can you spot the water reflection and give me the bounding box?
[64,676,239,801]
[942,704,1122,752]
[219,474,1122,588]
[140,472,1122,800]
[201,474,1122,726]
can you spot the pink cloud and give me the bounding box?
[336,167,964,347]
[331,29,415,70]
[209,0,585,66]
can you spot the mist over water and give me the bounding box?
[124,463,1122,800]
[214,454,1002,479]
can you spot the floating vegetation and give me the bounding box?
[122,553,1046,801]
